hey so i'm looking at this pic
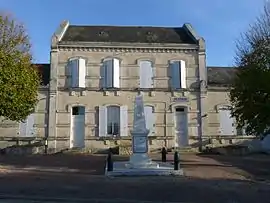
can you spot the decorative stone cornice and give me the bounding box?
[58,46,197,53]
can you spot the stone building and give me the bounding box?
[0,21,252,152]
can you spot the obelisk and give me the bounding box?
[128,95,152,168]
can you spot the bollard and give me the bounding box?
[161,147,167,162]
[107,149,113,172]
[174,151,179,170]
[44,138,48,155]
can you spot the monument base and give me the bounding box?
[105,161,184,177]
[105,95,184,177]
[127,153,158,169]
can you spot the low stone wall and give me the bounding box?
[2,146,44,155]
[0,137,46,155]
[197,136,267,155]
[0,142,45,155]
[0,135,264,155]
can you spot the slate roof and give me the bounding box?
[60,25,197,44]
[207,66,237,86]
[34,64,50,86]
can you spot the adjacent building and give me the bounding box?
[0,21,251,152]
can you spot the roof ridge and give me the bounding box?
[68,25,183,29]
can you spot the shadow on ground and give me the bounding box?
[0,153,270,202]
[0,171,269,203]
[197,153,270,181]
[0,153,107,175]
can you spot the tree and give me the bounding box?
[230,3,270,137]
[0,14,40,122]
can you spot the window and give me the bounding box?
[69,58,86,88]
[102,58,120,88]
[218,107,235,136]
[107,106,120,136]
[19,114,35,137]
[72,106,85,115]
[169,60,186,89]
[98,105,128,137]
[144,105,155,136]
[176,107,185,112]
[139,60,154,88]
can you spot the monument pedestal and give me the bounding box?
[105,95,184,177]
[127,130,158,168]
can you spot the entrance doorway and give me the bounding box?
[70,106,85,149]
[174,107,188,147]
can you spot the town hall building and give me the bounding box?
[0,21,250,152]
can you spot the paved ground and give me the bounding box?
[0,153,270,203]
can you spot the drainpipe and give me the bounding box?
[198,80,205,152]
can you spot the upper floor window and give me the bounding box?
[139,60,154,88]
[101,58,120,88]
[68,58,86,88]
[169,60,186,89]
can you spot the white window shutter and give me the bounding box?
[113,59,120,88]
[120,105,128,136]
[78,58,86,88]
[26,114,35,137]
[169,61,180,89]
[139,61,153,88]
[180,60,187,89]
[144,106,155,136]
[151,64,155,87]
[219,109,235,136]
[20,114,35,137]
[99,106,107,137]
[105,60,113,88]
[67,63,72,87]
[68,60,74,87]
[101,63,106,88]
[71,59,79,88]
[139,61,144,88]
[19,120,27,136]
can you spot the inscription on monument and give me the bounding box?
[133,136,148,153]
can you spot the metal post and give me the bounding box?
[198,80,205,152]
[44,138,48,154]
[107,149,113,172]
[174,151,179,170]
[161,147,167,162]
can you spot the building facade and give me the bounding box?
[0,21,252,152]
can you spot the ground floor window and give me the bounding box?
[19,114,35,137]
[107,106,120,136]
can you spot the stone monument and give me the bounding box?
[105,95,184,176]
[128,95,157,168]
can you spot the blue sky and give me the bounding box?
[0,0,266,66]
